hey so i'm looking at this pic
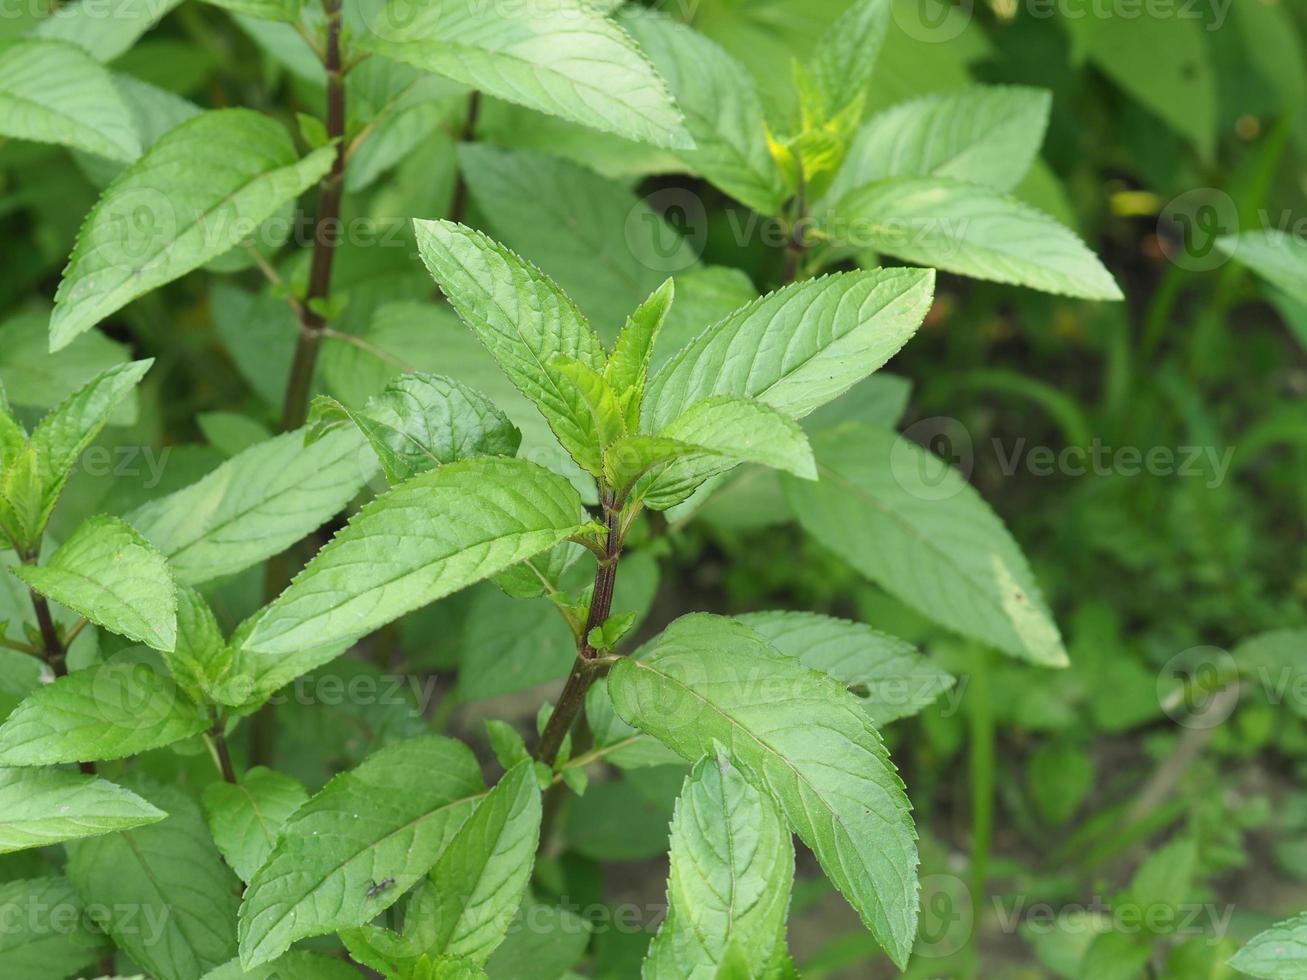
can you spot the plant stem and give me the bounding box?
[278,0,348,433]
[254,0,349,766]
[966,646,994,979]
[780,164,808,285]
[210,725,238,785]
[534,491,622,765]
[447,90,480,225]
[23,549,95,773]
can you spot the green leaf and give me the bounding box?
[804,0,889,122]
[826,85,1051,202]
[164,584,233,704]
[1064,7,1215,157]
[309,373,521,484]
[491,540,583,600]
[618,10,785,215]
[0,39,141,162]
[484,719,531,772]
[416,955,490,980]
[456,145,692,332]
[200,951,364,980]
[484,902,591,980]
[29,358,152,535]
[202,767,310,885]
[0,652,208,765]
[735,611,954,725]
[1027,740,1094,826]
[551,356,628,476]
[585,684,682,770]
[460,590,574,702]
[200,0,301,24]
[128,427,371,585]
[237,736,487,968]
[0,766,165,853]
[67,780,241,980]
[1217,230,1307,306]
[645,269,934,431]
[51,109,336,349]
[823,177,1122,300]
[379,760,542,966]
[607,614,918,968]
[0,877,107,979]
[413,220,609,473]
[1077,930,1152,980]
[13,515,177,652]
[1230,913,1307,978]
[587,611,636,652]
[1124,836,1196,931]
[0,426,39,552]
[346,74,464,193]
[354,0,690,149]
[606,278,675,429]
[610,398,816,510]
[1236,628,1307,720]
[564,768,676,861]
[199,411,272,457]
[644,753,794,980]
[785,424,1067,667]
[31,0,182,62]
[0,310,133,419]
[246,457,584,656]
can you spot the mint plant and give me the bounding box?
[15,0,1303,977]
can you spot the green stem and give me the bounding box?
[23,547,94,774]
[278,0,348,433]
[779,164,809,286]
[534,491,622,765]
[966,646,994,978]
[447,90,481,225]
[208,709,238,784]
[254,0,351,767]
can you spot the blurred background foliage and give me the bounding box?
[2,0,1306,976]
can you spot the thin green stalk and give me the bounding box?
[534,491,623,765]
[22,546,95,774]
[253,0,352,766]
[966,646,994,978]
